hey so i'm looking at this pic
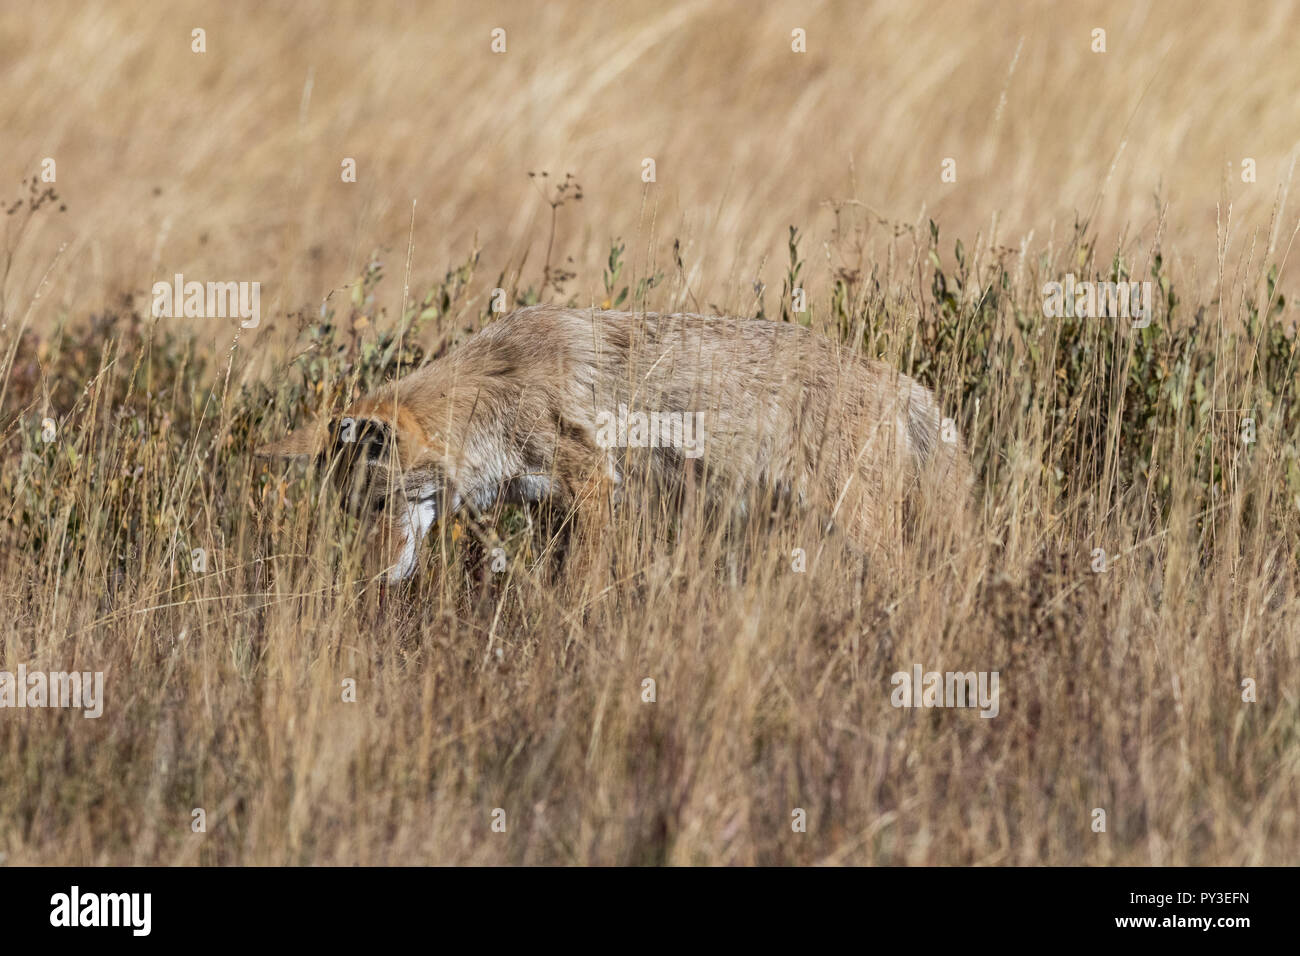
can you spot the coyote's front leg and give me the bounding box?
[551,430,618,598]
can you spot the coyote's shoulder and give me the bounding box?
[259,306,972,581]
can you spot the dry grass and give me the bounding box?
[0,0,1297,865]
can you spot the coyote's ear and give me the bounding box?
[255,416,395,462]
[327,416,395,464]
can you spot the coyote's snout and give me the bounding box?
[257,307,973,582]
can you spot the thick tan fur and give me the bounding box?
[257,306,973,582]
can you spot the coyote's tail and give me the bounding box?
[901,378,975,528]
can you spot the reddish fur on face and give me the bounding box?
[257,307,974,581]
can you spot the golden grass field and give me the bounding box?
[1,0,1298,864]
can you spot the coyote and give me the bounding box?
[256,306,972,582]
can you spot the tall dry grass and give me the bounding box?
[0,0,1297,864]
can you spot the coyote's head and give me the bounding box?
[255,406,448,583]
